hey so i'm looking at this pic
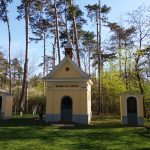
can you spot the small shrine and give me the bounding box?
[44,38,93,124]
[120,92,144,126]
[0,91,13,119]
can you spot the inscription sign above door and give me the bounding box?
[56,85,79,88]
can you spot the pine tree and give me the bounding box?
[0,0,13,93]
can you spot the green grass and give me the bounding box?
[0,115,149,150]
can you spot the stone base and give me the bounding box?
[45,114,60,122]
[121,116,144,126]
[45,113,91,125]
[121,116,128,125]
[0,112,11,120]
[72,114,90,124]
[138,117,144,126]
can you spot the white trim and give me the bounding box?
[44,78,88,82]
[45,78,93,86]
[46,88,87,92]
[87,79,93,85]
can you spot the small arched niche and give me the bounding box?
[127,96,137,125]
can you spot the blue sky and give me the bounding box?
[0,0,150,75]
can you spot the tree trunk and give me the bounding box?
[128,50,132,90]
[96,0,102,115]
[4,64,8,90]
[72,15,80,67]
[88,45,91,76]
[135,54,146,117]
[43,33,46,93]
[65,1,68,35]
[20,0,29,113]
[6,17,11,94]
[52,36,56,69]
[124,48,128,91]
[118,50,122,72]
[96,10,100,115]
[43,33,46,77]
[118,40,122,73]
[54,1,61,63]
[98,0,103,114]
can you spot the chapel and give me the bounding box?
[120,92,144,126]
[44,37,93,124]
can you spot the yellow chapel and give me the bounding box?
[44,38,93,124]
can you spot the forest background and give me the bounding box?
[0,0,150,115]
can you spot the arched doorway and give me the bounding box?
[0,96,2,113]
[127,97,137,125]
[61,96,72,122]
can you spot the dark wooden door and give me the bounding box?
[61,96,72,122]
[127,97,137,125]
[0,96,2,113]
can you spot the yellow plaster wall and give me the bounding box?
[51,62,84,79]
[45,82,88,115]
[5,96,13,117]
[45,91,53,114]
[120,95,126,116]
[1,95,5,112]
[0,94,13,119]
[137,95,144,117]
[120,93,144,117]
[79,90,87,114]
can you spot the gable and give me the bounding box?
[45,56,89,79]
[51,61,83,78]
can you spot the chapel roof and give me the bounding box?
[44,56,92,85]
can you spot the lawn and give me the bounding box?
[0,115,149,150]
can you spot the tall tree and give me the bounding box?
[11,58,23,86]
[64,2,86,67]
[127,4,150,95]
[17,0,30,113]
[85,1,111,114]
[81,31,96,75]
[0,0,12,93]
[44,0,65,64]
[30,17,52,77]
[54,1,61,63]
[0,51,9,90]
[108,22,135,90]
[68,5,80,67]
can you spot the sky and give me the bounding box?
[0,0,150,75]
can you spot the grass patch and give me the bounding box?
[0,115,149,150]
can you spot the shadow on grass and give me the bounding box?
[0,116,149,150]
[0,115,121,128]
[0,117,48,127]
[0,118,122,150]
[59,122,121,130]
